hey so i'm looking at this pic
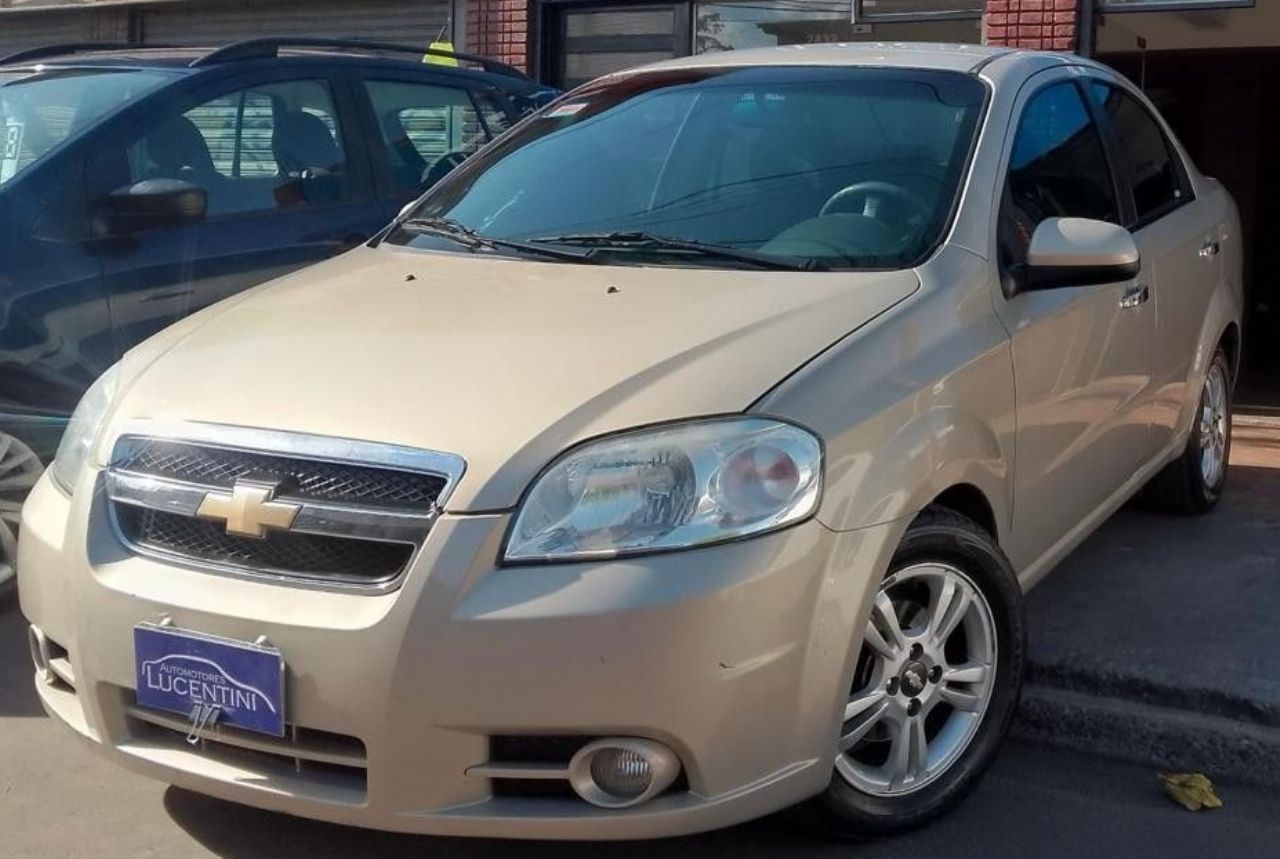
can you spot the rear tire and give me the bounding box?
[797,507,1025,839]
[1147,348,1232,515]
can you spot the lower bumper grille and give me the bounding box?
[116,506,412,584]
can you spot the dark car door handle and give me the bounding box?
[1119,284,1150,310]
[139,288,196,303]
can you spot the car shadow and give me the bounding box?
[162,787,817,859]
[0,597,46,717]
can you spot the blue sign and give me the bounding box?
[134,624,285,737]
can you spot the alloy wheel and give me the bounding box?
[1199,363,1229,489]
[0,433,43,584]
[836,563,998,797]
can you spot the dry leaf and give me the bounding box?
[1159,772,1223,811]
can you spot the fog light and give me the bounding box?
[568,738,681,809]
[590,748,652,800]
[28,624,52,684]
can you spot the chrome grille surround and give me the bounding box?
[103,421,466,593]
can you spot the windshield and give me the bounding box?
[0,68,174,187]
[396,66,986,270]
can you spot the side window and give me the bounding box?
[1090,83,1187,224]
[125,78,349,217]
[363,79,492,193]
[1000,81,1119,267]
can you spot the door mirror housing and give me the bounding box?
[1021,217,1140,291]
[98,179,208,236]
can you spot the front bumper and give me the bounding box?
[19,469,899,839]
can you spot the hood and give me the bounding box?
[106,245,918,511]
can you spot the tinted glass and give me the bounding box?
[364,80,492,194]
[1001,82,1118,265]
[124,78,349,217]
[399,67,986,270]
[1091,83,1185,223]
[0,69,173,187]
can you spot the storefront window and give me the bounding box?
[695,1,981,54]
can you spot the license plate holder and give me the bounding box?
[134,624,285,737]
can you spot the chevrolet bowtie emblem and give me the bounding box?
[196,480,300,539]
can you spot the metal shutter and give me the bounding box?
[0,8,129,54]
[139,0,455,48]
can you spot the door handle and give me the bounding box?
[1120,284,1150,309]
[1199,240,1221,259]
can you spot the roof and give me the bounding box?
[635,42,1016,75]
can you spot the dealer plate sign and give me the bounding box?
[134,624,285,737]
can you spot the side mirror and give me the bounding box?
[1021,217,1140,291]
[98,179,208,236]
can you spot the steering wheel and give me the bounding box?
[820,181,931,221]
[422,150,471,188]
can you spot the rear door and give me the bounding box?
[1086,79,1223,454]
[88,67,384,351]
[347,66,513,212]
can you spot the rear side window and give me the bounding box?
[1090,83,1187,224]
[363,79,493,194]
[1000,81,1119,266]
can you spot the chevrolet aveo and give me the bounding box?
[19,43,1241,839]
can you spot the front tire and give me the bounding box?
[1147,348,1232,515]
[799,507,1025,839]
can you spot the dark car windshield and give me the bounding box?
[0,68,174,188]
[394,66,986,270]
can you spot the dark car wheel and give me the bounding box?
[798,506,1025,839]
[0,432,43,603]
[1147,348,1232,515]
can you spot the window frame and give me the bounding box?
[347,65,501,200]
[97,66,372,229]
[1085,78,1196,232]
[996,74,1130,277]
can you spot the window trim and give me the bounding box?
[1085,78,1196,232]
[853,0,983,22]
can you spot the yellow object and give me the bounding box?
[1159,773,1224,812]
[424,40,458,66]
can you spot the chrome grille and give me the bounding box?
[104,422,465,591]
[112,439,446,508]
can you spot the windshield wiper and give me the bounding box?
[527,231,828,271]
[400,217,599,264]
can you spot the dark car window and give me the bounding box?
[1000,81,1119,267]
[1090,83,1187,225]
[0,68,174,187]
[124,78,351,217]
[397,66,986,270]
[364,79,494,194]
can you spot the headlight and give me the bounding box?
[504,417,822,563]
[50,364,119,495]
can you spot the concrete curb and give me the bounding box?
[1013,682,1280,790]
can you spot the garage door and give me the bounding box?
[0,9,128,56]
[138,0,454,48]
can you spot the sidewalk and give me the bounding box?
[1014,413,1280,786]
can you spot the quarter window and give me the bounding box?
[1090,83,1186,224]
[125,78,349,217]
[363,80,493,194]
[1000,82,1119,266]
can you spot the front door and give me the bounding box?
[993,75,1157,572]
[88,70,385,353]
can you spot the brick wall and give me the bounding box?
[983,0,1082,51]
[467,0,531,72]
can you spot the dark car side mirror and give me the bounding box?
[98,179,208,236]
[1018,217,1141,291]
